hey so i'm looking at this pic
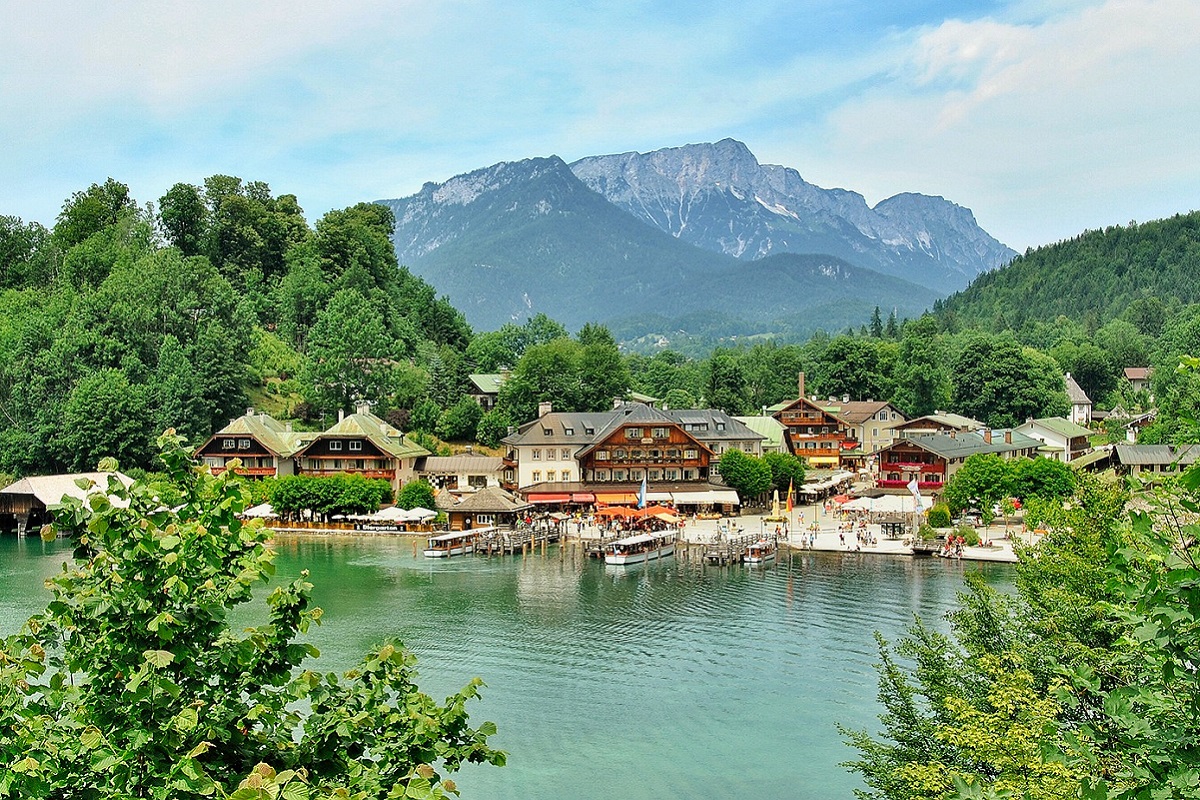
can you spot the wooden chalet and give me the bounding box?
[575,403,715,485]
[196,409,310,479]
[293,403,429,494]
[771,396,852,469]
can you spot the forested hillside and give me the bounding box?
[937,211,1200,331]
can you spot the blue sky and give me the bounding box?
[1,0,1197,250]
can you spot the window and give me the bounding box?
[238,439,251,450]
[666,469,678,480]
[649,470,660,480]
[631,449,643,459]
[626,427,642,439]
[561,448,571,460]
[564,427,575,435]
[613,470,626,481]
[546,470,556,481]
[596,470,609,481]
[468,475,487,488]
[543,428,552,436]
[652,427,668,439]
[715,422,725,431]
[668,448,680,458]
[650,449,660,458]
[632,470,643,480]
[332,459,341,469]
[532,449,542,460]
[329,440,343,451]
[561,470,571,482]
[683,469,696,480]
[596,450,609,461]
[614,448,626,459]
[872,428,878,437]
[684,449,698,459]
[349,440,362,451]
[532,470,541,482]
[222,439,235,450]
[476,514,495,525]
[584,427,594,435]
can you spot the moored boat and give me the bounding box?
[743,538,777,564]
[604,530,676,565]
[424,528,488,558]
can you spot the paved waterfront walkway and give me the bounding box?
[581,503,1024,564]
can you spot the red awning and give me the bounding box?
[571,493,596,503]
[527,493,571,504]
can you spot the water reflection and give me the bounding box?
[1,536,1011,800]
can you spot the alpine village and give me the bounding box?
[3,141,1200,800]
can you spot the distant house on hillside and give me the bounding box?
[468,373,507,412]
[887,412,983,440]
[1124,367,1153,396]
[1015,417,1093,463]
[1064,373,1092,426]
[1113,443,1198,480]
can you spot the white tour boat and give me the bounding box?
[604,530,676,565]
[743,538,777,565]
[424,528,488,558]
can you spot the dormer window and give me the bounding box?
[543,428,552,436]
[329,441,343,451]
[349,441,362,451]
[715,422,725,431]
[564,427,575,435]
[626,427,642,439]
[222,439,236,450]
[584,427,594,435]
[238,439,251,450]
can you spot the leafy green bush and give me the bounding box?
[957,524,980,546]
[926,503,952,528]
[0,433,503,798]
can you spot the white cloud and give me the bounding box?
[791,0,1200,248]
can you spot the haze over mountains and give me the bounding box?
[376,140,1016,344]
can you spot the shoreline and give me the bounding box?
[264,504,1024,564]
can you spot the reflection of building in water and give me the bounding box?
[515,557,581,620]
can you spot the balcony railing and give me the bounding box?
[211,466,277,477]
[302,469,396,480]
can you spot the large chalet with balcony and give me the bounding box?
[874,427,1043,494]
[771,396,852,470]
[501,402,760,510]
[196,409,310,479]
[291,404,429,494]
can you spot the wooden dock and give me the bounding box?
[476,525,562,556]
[702,533,762,565]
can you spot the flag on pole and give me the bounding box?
[906,476,924,512]
[786,479,793,513]
[638,473,647,509]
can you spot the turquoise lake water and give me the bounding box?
[0,535,1012,799]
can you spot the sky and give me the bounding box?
[1,0,1197,251]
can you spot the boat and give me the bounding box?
[604,531,676,565]
[743,538,777,564]
[424,528,488,558]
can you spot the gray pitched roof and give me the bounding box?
[883,429,1043,460]
[469,373,506,394]
[1019,417,1093,439]
[1114,444,1200,466]
[416,455,506,474]
[1064,373,1091,405]
[450,486,530,513]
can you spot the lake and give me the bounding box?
[0,534,1012,799]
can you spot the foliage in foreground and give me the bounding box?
[0,433,504,799]
[841,457,1200,799]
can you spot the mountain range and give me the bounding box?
[376,140,1016,344]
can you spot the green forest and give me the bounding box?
[2,179,1199,482]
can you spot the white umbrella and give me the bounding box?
[370,506,408,521]
[403,506,436,522]
[243,502,277,518]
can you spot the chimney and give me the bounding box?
[842,394,849,403]
[356,400,371,416]
[285,421,293,432]
[613,397,623,409]
[983,429,992,443]
[1005,431,1012,444]
[538,401,553,418]
[798,371,806,399]
[246,407,254,417]
[338,409,345,423]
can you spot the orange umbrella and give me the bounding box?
[595,506,636,518]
